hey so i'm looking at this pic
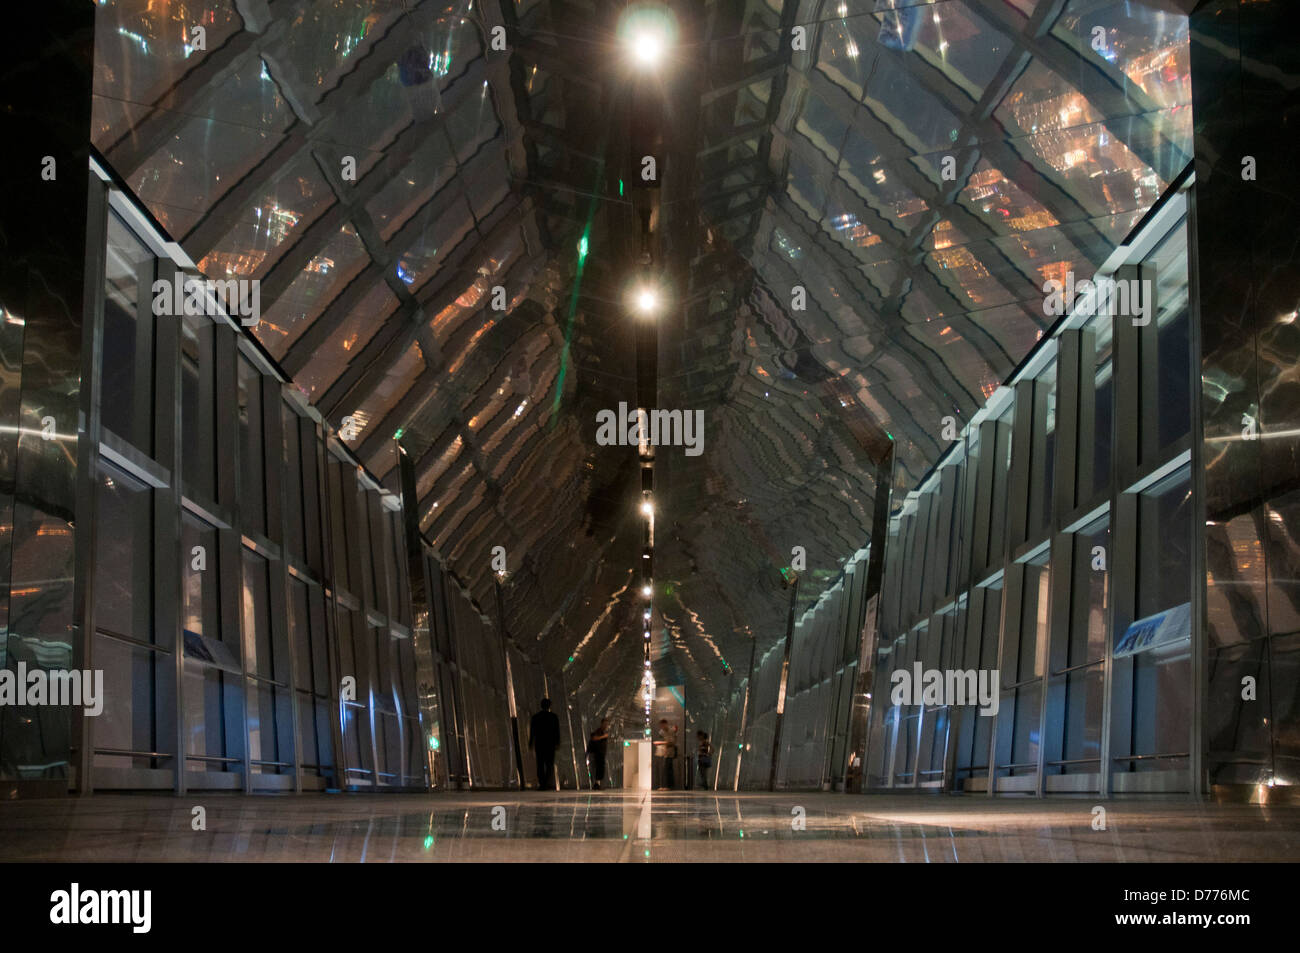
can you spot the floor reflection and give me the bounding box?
[0,792,1296,862]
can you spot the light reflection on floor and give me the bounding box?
[0,791,1296,862]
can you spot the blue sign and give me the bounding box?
[1114,602,1191,658]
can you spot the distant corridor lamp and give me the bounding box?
[619,5,678,69]
[630,30,666,66]
[636,288,659,315]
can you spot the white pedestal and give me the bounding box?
[623,739,652,790]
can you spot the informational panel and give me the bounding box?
[1114,603,1192,658]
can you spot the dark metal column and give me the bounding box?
[493,575,526,790]
[397,444,440,790]
[768,574,800,791]
[733,633,758,791]
[849,450,896,792]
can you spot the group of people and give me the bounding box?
[647,719,712,790]
[526,699,713,791]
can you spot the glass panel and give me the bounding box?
[1206,640,1271,783]
[184,665,236,764]
[101,213,153,450]
[288,576,313,693]
[1057,663,1103,767]
[198,151,334,278]
[295,283,399,400]
[987,418,1013,564]
[1010,685,1041,771]
[1130,647,1191,758]
[1090,356,1113,501]
[93,463,153,643]
[92,1,243,138]
[249,682,289,769]
[1013,555,1051,683]
[241,548,274,679]
[282,403,305,558]
[181,512,221,643]
[1157,294,1191,451]
[238,356,266,534]
[261,224,369,360]
[1030,369,1057,538]
[94,634,169,767]
[1137,467,1192,620]
[297,691,322,770]
[180,312,216,500]
[131,62,296,237]
[1068,517,1109,667]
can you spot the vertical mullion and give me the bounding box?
[153,259,184,794]
[1041,531,1072,795]
[1008,380,1035,550]
[356,493,383,786]
[399,452,439,790]
[213,326,249,792]
[131,260,153,453]
[1136,261,1162,473]
[1056,331,1083,518]
[986,570,1010,797]
[318,438,347,790]
[1186,187,1207,797]
[1077,327,1099,507]
[972,420,997,576]
[1113,263,1144,485]
[264,383,300,791]
[994,561,1025,792]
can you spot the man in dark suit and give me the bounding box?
[529,698,561,790]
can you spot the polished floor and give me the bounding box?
[1,791,1297,862]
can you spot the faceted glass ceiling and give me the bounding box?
[92,0,1193,719]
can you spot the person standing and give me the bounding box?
[529,698,561,790]
[695,730,712,790]
[654,718,678,790]
[588,717,610,790]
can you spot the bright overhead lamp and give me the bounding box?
[640,499,654,517]
[619,5,677,70]
[635,287,659,315]
[630,29,666,66]
[642,583,652,598]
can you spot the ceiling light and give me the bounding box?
[635,287,659,315]
[642,584,652,597]
[640,499,654,517]
[619,5,678,72]
[630,30,666,66]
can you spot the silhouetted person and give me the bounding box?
[529,698,561,790]
[695,730,712,790]
[588,717,610,790]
